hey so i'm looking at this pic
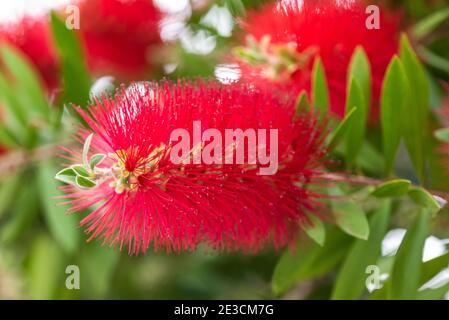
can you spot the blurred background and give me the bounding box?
[0,0,449,300]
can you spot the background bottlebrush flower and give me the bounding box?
[58,80,328,254]
[235,0,402,119]
[0,0,162,93]
[75,0,162,79]
[0,15,59,92]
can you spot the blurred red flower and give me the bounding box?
[236,0,402,119]
[60,81,328,254]
[0,16,60,92]
[0,0,162,93]
[76,0,162,79]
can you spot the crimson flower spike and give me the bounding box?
[235,0,402,121]
[56,80,328,254]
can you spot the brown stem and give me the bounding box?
[0,144,58,177]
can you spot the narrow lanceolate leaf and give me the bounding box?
[301,213,325,246]
[311,57,329,118]
[0,73,28,141]
[295,90,310,114]
[83,133,94,168]
[38,161,79,253]
[80,242,120,298]
[0,181,39,244]
[76,176,97,189]
[348,47,372,108]
[90,154,106,170]
[272,226,352,295]
[330,188,369,240]
[381,57,408,175]
[413,7,449,39]
[27,234,66,299]
[408,187,441,214]
[71,165,90,178]
[400,34,430,183]
[50,11,91,127]
[0,44,51,122]
[55,168,78,187]
[371,179,411,198]
[344,77,367,168]
[419,252,449,286]
[327,107,357,150]
[390,210,428,299]
[417,282,449,300]
[332,201,390,300]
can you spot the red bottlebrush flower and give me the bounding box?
[0,0,162,92]
[76,0,162,79]
[235,0,402,119]
[57,80,328,254]
[0,16,59,92]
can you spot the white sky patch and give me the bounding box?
[163,63,177,74]
[154,0,190,14]
[382,229,448,262]
[179,28,216,55]
[160,18,187,42]
[200,5,234,37]
[215,63,241,83]
[0,0,71,23]
[90,76,115,98]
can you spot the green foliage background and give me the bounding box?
[1,0,449,300]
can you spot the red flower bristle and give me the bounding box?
[61,80,328,254]
[0,0,162,92]
[76,0,162,79]
[237,0,402,120]
[0,15,59,92]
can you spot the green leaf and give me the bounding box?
[380,56,408,174]
[0,44,51,122]
[50,11,91,125]
[390,210,428,299]
[90,154,106,170]
[272,226,352,295]
[0,124,19,148]
[420,252,449,286]
[301,214,325,246]
[348,47,371,108]
[419,47,449,73]
[357,142,385,175]
[331,201,391,300]
[0,73,28,142]
[83,133,94,168]
[400,34,429,183]
[371,179,411,198]
[417,282,449,300]
[80,242,120,298]
[434,128,449,143]
[295,90,310,114]
[330,188,370,240]
[0,172,22,219]
[408,187,441,213]
[223,0,246,16]
[38,161,80,253]
[55,167,77,185]
[76,175,97,189]
[311,57,329,118]
[1,181,39,244]
[327,107,357,150]
[27,234,66,299]
[413,7,449,39]
[344,77,367,168]
[71,165,90,178]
